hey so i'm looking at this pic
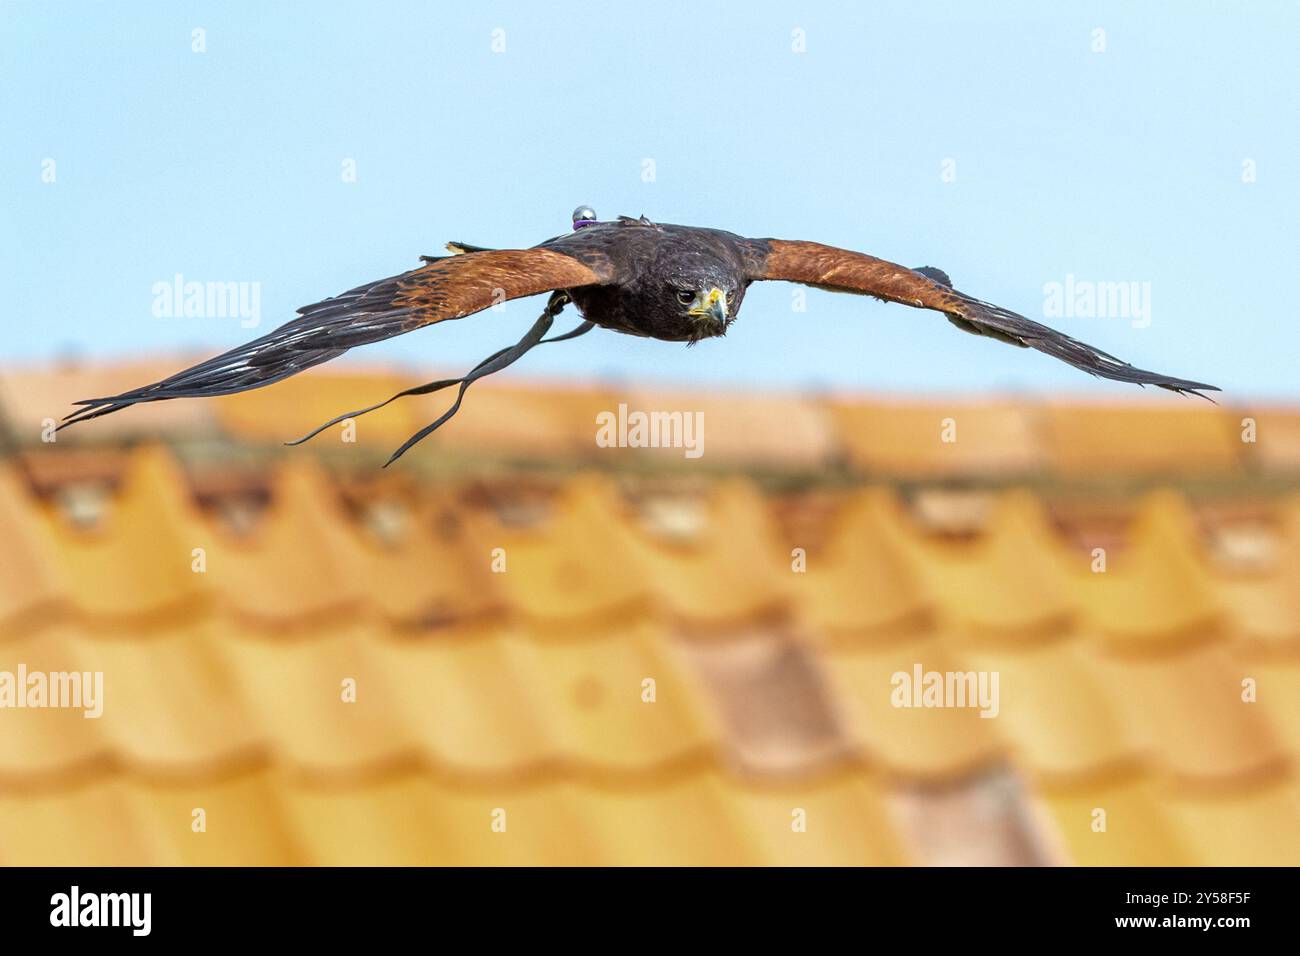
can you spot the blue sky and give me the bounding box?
[4,1,1297,399]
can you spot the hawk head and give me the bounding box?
[671,279,736,340]
[657,254,747,343]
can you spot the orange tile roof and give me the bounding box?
[15,360,1300,479]
[211,370,425,448]
[0,362,218,439]
[1039,774,1193,866]
[911,491,1077,638]
[35,446,210,623]
[1040,402,1242,477]
[827,399,1042,477]
[3,426,1300,865]
[1079,490,1225,645]
[626,385,836,468]
[628,478,792,630]
[796,488,934,639]
[204,459,366,626]
[415,381,625,461]
[821,633,1004,780]
[0,469,64,634]
[479,474,654,628]
[1217,494,1300,644]
[1239,408,1300,475]
[960,637,1140,782]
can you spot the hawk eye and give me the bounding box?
[675,289,696,306]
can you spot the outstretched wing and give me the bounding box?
[60,248,609,428]
[746,239,1218,397]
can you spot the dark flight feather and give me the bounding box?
[751,239,1218,399]
[59,248,607,429]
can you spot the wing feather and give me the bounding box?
[60,248,608,428]
[749,239,1218,397]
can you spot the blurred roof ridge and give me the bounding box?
[1083,488,1224,649]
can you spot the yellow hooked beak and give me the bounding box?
[688,287,728,325]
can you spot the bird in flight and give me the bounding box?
[62,207,1218,464]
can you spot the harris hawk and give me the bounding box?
[62,208,1217,464]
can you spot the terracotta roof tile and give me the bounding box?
[0,771,304,866]
[0,363,217,441]
[212,370,423,448]
[0,467,64,633]
[728,768,906,865]
[205,459,365,626]
[629,479,791,629]
[679,631,850,774]
[626,386,835,468]
[373,621,720,777]
[820,633,1004,780]
[913,491,1077,638]
[1239,408,1300,474]
[1244,655,1300,759]
[1039,774,1193,866]
[65,619,261,774]
[484,474,653,627]
[1090,639,1287,784]
[889,769,1060,866]
[1164,776,1300,866]
[960,638,1141,783]
[416,381,621,460]
[280,768,904,866]
[218,621,413,775]
[1216,494,1300,645]
[1041,403,1241,476]
[1079,490,1225,645]
[39,445,208,623]
[330,491,504,626]
[828,399,1041,477]
[795,487,934,640]
[0,625,109,781]
[0,777,158,866]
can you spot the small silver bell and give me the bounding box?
[572,205,597,226]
